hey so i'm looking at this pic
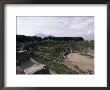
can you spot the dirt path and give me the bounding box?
[66,53,94,72]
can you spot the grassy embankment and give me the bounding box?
[31,40,94,74]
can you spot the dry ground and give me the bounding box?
[67,53,94,72]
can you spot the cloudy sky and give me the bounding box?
[17,16,94,40]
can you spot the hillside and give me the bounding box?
[16,35,94,74]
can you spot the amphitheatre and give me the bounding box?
[16,35,94,74]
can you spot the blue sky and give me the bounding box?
[17,16,94,40]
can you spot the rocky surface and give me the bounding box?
[16,43,50,74]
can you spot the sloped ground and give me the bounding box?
[67,53,94,72]
[17,40,94,74]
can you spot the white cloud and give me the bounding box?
[17,16,94,40]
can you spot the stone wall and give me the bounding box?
[16,50,30,66]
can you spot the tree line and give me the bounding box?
[16,35,84,43]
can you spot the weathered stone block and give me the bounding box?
[16,50,30,65]
[24,64,50,74]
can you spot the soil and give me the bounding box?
[66,53,94,72]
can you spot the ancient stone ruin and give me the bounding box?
[16,50,50,74]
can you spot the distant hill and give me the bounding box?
[35,33,48,38]
[35,33,55,38]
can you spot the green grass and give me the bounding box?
[47,61,79,74]
[32,53,79,74]
[31,40,94,74]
